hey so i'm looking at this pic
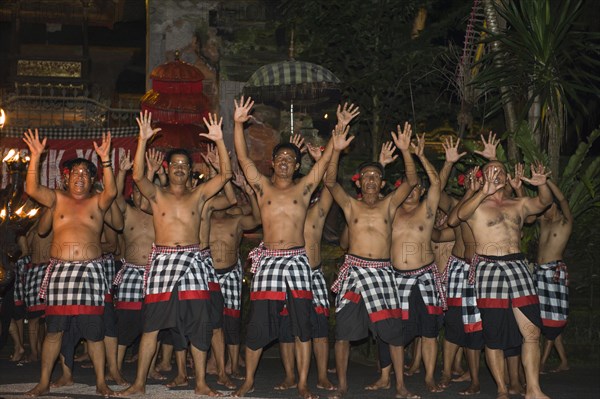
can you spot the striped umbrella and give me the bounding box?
[244,60,341,133]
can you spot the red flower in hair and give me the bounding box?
[394,179,402,188]
[351,173,360,182]
[319,146,325,152]
[475,170,483,179]
[62,167,70,175]
[357,193,363,199]
[162,160,168,169]
[457,174,466,186]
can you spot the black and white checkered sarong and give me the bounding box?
[462,262,482,332]
[394,262,444,319]
[113,260,145,309]
[474,253,538,309]
[445,255,467,305]
[311,266,330,316]
[534,260,568,327]
[249,245,312,302]
[216,259,242,318]
[40,257,107,315]
[13,255,30,307]
[24,263,47,313]
[102,253,116,293]
[335,254,400,322]
[145,244,219,303]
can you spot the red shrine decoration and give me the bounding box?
[141,52,211,125]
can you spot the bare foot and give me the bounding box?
[365,376,391,390]
[550,364,569,373]
[96,384,115,398]
[10,347,26,362]
[438,373,452,389]
[328,387,347,399]
[194,384,222,396]
[149,370,167,381]
[107,373,129,386]
[508,384,525,395]
[27,353,40,362]
[395,386,421,399]
[524,391,550,399]
[124,353,138,363]
[230,370,246,380]
[452,371,471,382]
[274,377,297,390]
[452,367,466,377]
[165,375,188,388]
[155,362,172,373]
[80,361,94,369]
[231,381,255,397]
[317,378,336,390]
[403,367,420,376]
[24,383,50,397]
[74,352,90,362]
[299,385,319,399]
[327,367,337,374]
[206,359,218,375]
[51,375,74,388]
[425,379,443,393]
[217,375,237,389]
[496,393,510,399]
[458,384,480,396]
[114,383,145,396]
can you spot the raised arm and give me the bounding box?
[146,148,167,186]
[233,96,266,190]
[520,163,553,217]
[457,166,503,221]
[413,133,441,210]
[447,167,480,227]
[203,144,237,206]
[115,150,132,212]
[547,179,572,223]
[378,141,398,168]
[507,163,526,198]
[389,122,418,209]
[324,124,353,211]
[133,111,162,201]
[94,132,117,211]
[240,178,261,230]
[474,131,500,161]
[440,136,466,189]
[23,129,56,207]
[196,113,232,200]
[36,206,53,237]
[306,143,335,216]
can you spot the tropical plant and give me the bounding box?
[473,0,600,176]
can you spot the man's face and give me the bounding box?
[483,162,507,185]
[67,164,93,194]
[272,148,299,178]
[168,154,191,182]
[405,181,425,204]
[357,166,384,194]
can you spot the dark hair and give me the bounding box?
[166,148,193,167]
[62,158,97,177]
[357,161,385,179]
[272,143,302,165]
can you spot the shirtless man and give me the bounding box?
[205,171,260,380]
[456,161,551,399]
[231,96,335,399]
[23,129,117,397]
[326,122,418,399]
[369,133,445,394]
[276,106,359,393]
[117,111,232,397]
[535,179,572,373]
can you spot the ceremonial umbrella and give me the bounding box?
[243,59,341,133]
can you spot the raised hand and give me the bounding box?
[145,148,164,176]
[332,124,354,152]
[507,163,523,190]
[136,110,162,141]
[391,122,413,152]
[474,131,499,160]
[306,142,323,162]
[378,141,398,167]
[411,133,426,158]
[22,129,47,158]
[482,165,505,195]
[336,102,360,127]
[201,143,220,171]
[466,166,481,193]
[234,96,254,124]
[201,113,224,142]
[442,136,466,163]
[93,132,112,161]
[521,162,550,186]
[119,150,133,171]
[290,134,307,154]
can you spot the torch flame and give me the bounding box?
[0,209,6,219]
[0,108,5,128]
[3,149,16,162]
[27,208,39,217]
[15,205,25,215]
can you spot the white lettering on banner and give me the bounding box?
[49,149,65,189]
